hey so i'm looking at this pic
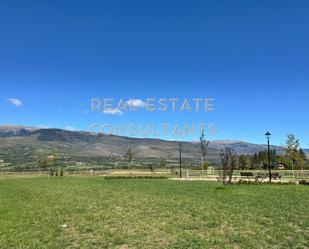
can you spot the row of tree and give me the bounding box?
[123,132,308,172]
[237,134,308,170]
[217,133,308,185]
[37,132,307,176]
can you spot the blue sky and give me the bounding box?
[0,0,308,147]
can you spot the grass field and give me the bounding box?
[0,177,308,249]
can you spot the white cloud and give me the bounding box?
[126,99,146,109]
[65,126,76,131]
[8,98,23,107]
[103,109,123,115]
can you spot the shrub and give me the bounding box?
[235,180,297,185]
[219,148,237,185]
[298,180,309,185]
[104,175,168,180]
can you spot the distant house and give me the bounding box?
[76,162,86,166]
[277,164,285,170]
[47,155,56,161]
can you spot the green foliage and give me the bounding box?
[37,157,48,168]
[199,129,209,159]
[202,161,209,170]
[283,134,307,170]
[285,133,300,162]
[147,164,155,175]
[200,129,209,171]
[236,180,297,185]
[277,156,292,168]
[60,168,64,177]
[299,148,307,161]
[248,150,278,170]
[159,157,167,168]
[124,147,133,162]
[104,175,168,179]
[298,180,309,185]
[239,155,250,170]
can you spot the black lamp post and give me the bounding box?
[265,131,272,181]
[179,142,182,179]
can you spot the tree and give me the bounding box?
[124,147,133,173]
[200,129,209,176]
[147,164,155,177]
[38,157,48,169]
[258,151,266,168]
[271,149,277,163]
[159,157,167,169]
[297,148,307,171]
[254,149,277,169]
[250,153,259,169]
[202,161,209,170]
[239,155,250,170]
[45,152,61,176]
[285,133,300,173]
[219,148,237,185]
[299,148,307,161]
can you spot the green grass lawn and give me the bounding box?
[0,177,308,249]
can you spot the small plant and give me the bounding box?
[104,175,168,179]
[147,164,155,177]
[202,161,209,170]
[60,168,64,176]
[200,129,209,171]
[170,165,176,174]
[124,147,133,174]
[160,157,167,169]
[298,180,309,185]
[219,147,237,185]
[236,180,297,185]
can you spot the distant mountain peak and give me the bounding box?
[0,125,37,137]
[210,140,242,144]
[0,125,305,161]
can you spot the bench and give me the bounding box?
[240,172,255,180]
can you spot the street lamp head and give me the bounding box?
[265,131,271,140]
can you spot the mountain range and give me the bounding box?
[1,125,300,167]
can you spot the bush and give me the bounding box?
[298,180,309,185]
[202,161,209,170]
[235,180,297,185]
[104,175,168,180]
